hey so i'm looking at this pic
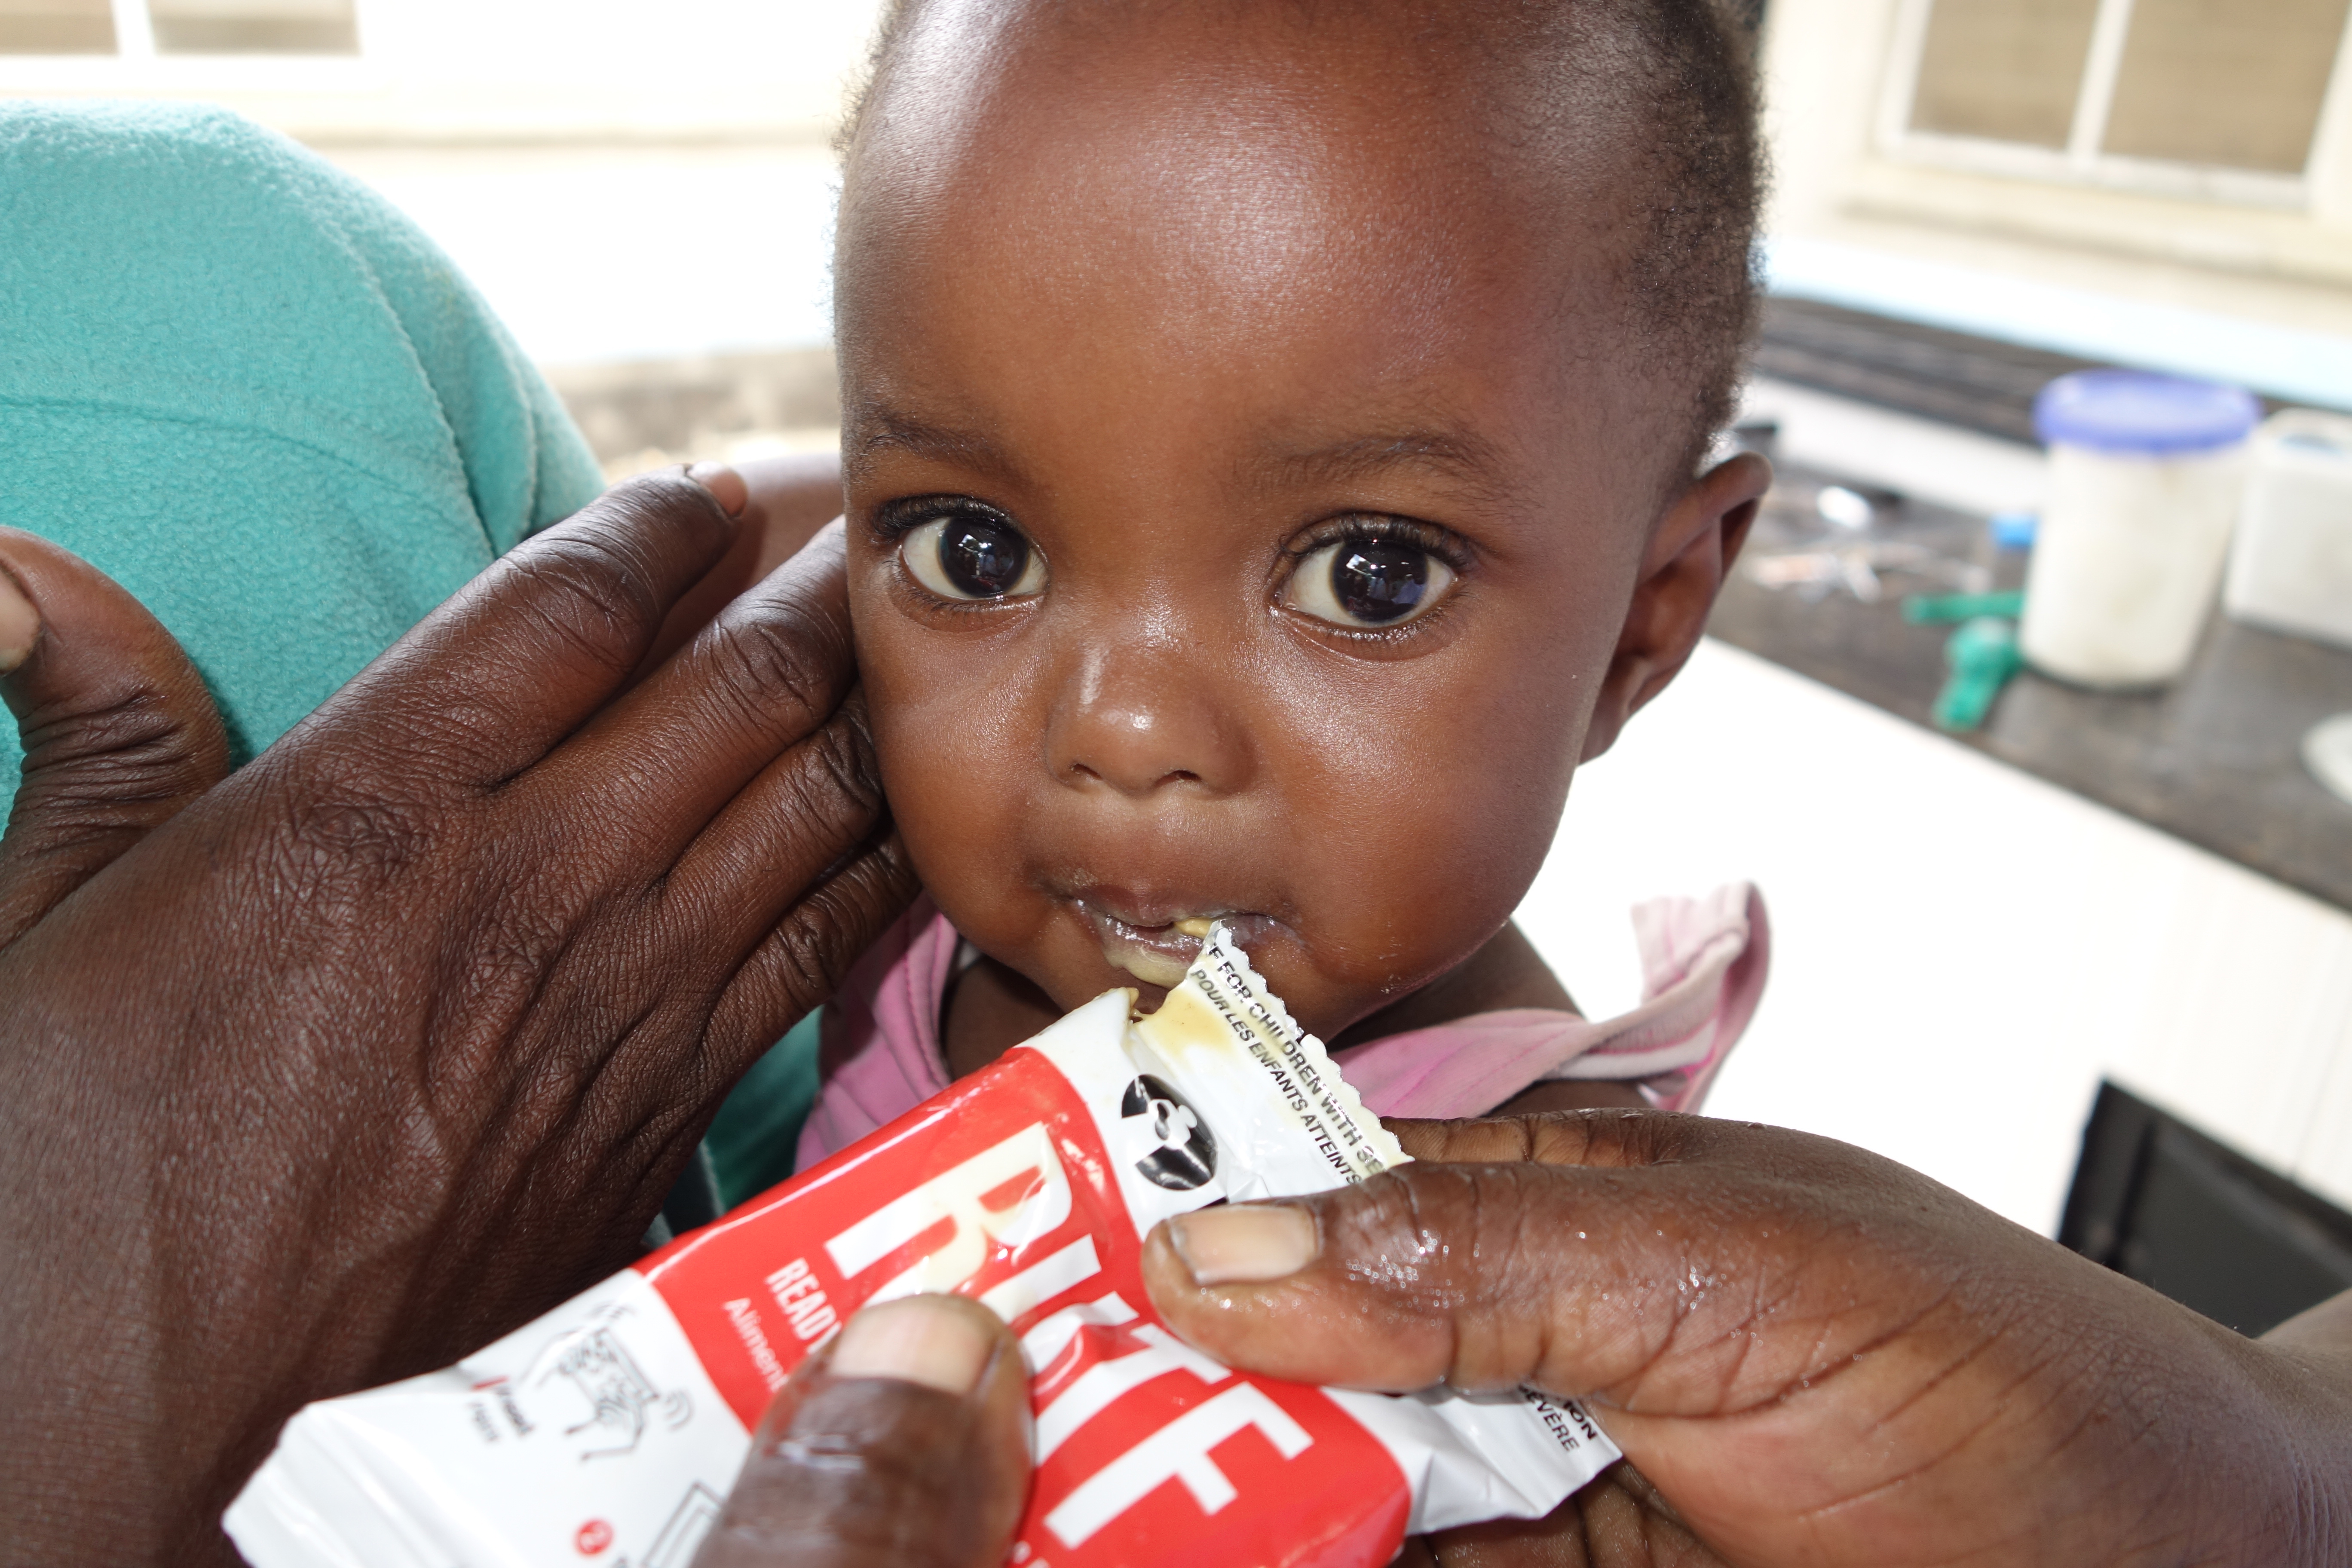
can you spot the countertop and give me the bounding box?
[1708,460,2352,914]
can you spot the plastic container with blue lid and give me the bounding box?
[2032,371,2259,455]
[2020,370,2258,688]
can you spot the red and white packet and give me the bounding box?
[227,929,1619,1568]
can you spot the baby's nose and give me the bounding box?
[1046,644,1252,798]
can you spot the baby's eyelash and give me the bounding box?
[870,493,993,542]
[1286,514,1473,573]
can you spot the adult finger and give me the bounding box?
[0,529,230,944]
[638,450,844,676]
[704,822,920,1066]
[1415,1461,1727,1568]
[1138,1112,1977,1406]
[674,686,890,942]
[527,533,905,1090]
[552,523,864,874]
[695,1295,1032,1568]
[308,467,745,789]
[1385,1108,1693,1170]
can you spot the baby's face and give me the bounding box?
[836,7,1751,1038]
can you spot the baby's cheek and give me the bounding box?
[1268,653,1580,1001]
[873,706,1009,865]
[1320,823,1529,977]
[859,636,1062,962]
[854,626,1003,858]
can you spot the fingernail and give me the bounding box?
[1167,1204,1317,1285]
[0,569,36,674]
[685,461,749,518]
[829,1296,994,1395]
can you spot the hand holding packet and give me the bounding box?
[227,928,1620,1568]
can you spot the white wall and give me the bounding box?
[333,143,843,365]
[1,0,890,141]
[1516,637,2352,1234]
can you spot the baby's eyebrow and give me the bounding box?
[851,401,1516,509]
[848,402,1023,483]
[1258,429,1512,503]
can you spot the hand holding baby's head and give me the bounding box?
[833,0,1769,1047]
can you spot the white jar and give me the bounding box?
[2019,371,2259,688]
[2223,410,2352,652]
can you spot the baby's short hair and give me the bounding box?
[839,0,1763,490]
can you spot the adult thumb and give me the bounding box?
[0,528,230,946]
[695,1295,1033,1568]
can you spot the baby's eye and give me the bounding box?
[1281,534,1455,629]
[900,508,1048,601]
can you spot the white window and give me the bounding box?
[1881,0,2352,206]
[0,0,357,55]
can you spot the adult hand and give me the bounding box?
[695,1295,1033,1568]
[0,470,915,1566]
[1142,1112,2352,1567]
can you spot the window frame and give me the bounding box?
[1876,0,2352,211]
[0,0,364,60]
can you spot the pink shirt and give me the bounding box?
[797,885,1769,1171]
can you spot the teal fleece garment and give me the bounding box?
[0,99,605,792]
[2,101,821,1207]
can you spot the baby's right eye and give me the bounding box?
[899,507,1048,601]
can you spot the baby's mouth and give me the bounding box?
[1075,902,1251,988]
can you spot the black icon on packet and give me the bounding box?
[541,1327,692,1461]
[1121,1075,1217,1190]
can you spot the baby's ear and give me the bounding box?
[1579,451,1770,763]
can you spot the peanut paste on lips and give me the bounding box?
[228,928,1618,1568]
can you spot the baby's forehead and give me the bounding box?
[840,157,1612,530]
[833,0,1744,517]
[842,10,1641,376]
[846,1,1637,255]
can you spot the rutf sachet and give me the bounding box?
[228,928,1619,1568]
